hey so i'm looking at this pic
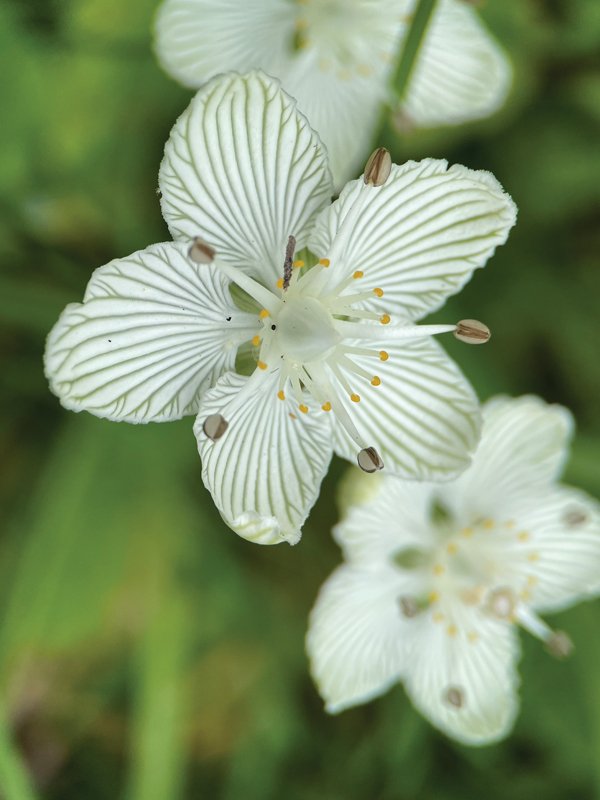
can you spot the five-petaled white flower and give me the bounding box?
[44,71,516,547]
[307,396,600,744]
[154,0,512,186]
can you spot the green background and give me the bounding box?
[1,0,599,797]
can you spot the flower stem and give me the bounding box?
[394,0,438,101]
[0,709,38,800]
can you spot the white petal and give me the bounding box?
[154,0,296,89]
[334,469,436,565]
[507,486,600,614]
[332,336,480,480]
[448,396,574,520]
[307,564,410,713]
[159,71,333,287]
[194,370,332,545]
[403,607,519,745]
[309,159,516,320]
[44,242,255,422]
[402,0,512,127]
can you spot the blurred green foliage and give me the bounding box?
[1,0,599,797]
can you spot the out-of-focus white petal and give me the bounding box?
[159,71,333,287]
[447,396,574,522]
[307,563,411,713]
[154,0,296,89]
[507,486,600,614]
[332,336,480,480]
[334,470,436,565]
[44,242,255,423]
[309,160,516,320]
[402,0,512,127]
[403,605,520,745]
[194,370,332,545]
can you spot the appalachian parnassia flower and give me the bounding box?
[154,0,512,186]
[44,71,515,546]
[307,396,600,744]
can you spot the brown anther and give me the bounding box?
[357,446,384,473]
[282,234,296,291]
[188,237,216,264]
[563,508,588,527]
[363,147,392,187]
[453,319,491,345]
[398,596,420,618]
[545,630,574,660]
[202,414,228,441]
[444,686,465,709]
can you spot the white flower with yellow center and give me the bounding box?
[154,0,512,186]
[307,396,600,744]
[44,71,515,547]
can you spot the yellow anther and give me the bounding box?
[447,624,458,638]
[321,402,332,412]
[447,542,458,555]
[380,314,391,325]
[433,564,445,576]
[461,527,474,538]
[518,531,530,542]
[482,519,495,530]
[276,277,284,289]
[299,404,309,414]
[251,335,261,347]
[371,376,381,387]
[353,270,364,279]
[292,259,305,268]
[428,591,439,604]
[350,393,361,403]
[257,361,268,370]
[373,287,384,298]
[277,390,285,401]
[319,258,330,267]
[433,611,444,623]
[379,350,389,361]
[259,309,269,319]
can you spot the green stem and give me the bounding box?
[393,0,438,102]
[0,710,38,800]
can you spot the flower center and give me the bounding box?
[276,296,340,363]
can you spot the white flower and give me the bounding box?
[44,71,515,547]
[307,396,600,744]
[154,0,512,186]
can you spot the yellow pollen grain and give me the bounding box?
[447,624,458,638]
[293,259,305,268]
[319,258,330,267]
[482,518,495,531]
[428,591,439,604]
[321,402,332,412]
[461,527,474,538]
[528,552,540,562]
[371,376,381,386]
[259,309,269,319]
[433,611,444,624]
[277,390,285,401]
[433,564,445,576]
[468,631,479,644]
[379,350,389,361]
[251,335,261,347]
[299,404,309,414]
[373,287,384,297]
[447,542,458,555]
[380,314,391,325]
[518,531,530,542]
[353,270,364,279]
[257,360,268,370]
[276,277,284,289]
[350,393,361,403]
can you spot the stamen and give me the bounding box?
[444,686,465,710]
[379,351,389,361]
[357,446,384,473]
[197,252,279,313]
[276,278,284,289]
[282,234,296,291]
[251,335,261,347]
[363,147,392,187]
[351,393,360,403]
[334,320,457,341]
[398,596,420,618]
[453,319,491,345]
[373,288,384,298]
[293,260,305,268]
[202,413,228,441]
[257,361,268,370]
[380,314,391,325]
[321,402,332,412]
[545,631,574,660]
[299,404,309,414]
[277,390,285,401]
[353,270,364,279]
[563,507,588,527]
[188,237,216,264]
[319,258,330,267]
[371,376,381,386]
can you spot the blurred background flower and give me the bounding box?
[0,0,599,798]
